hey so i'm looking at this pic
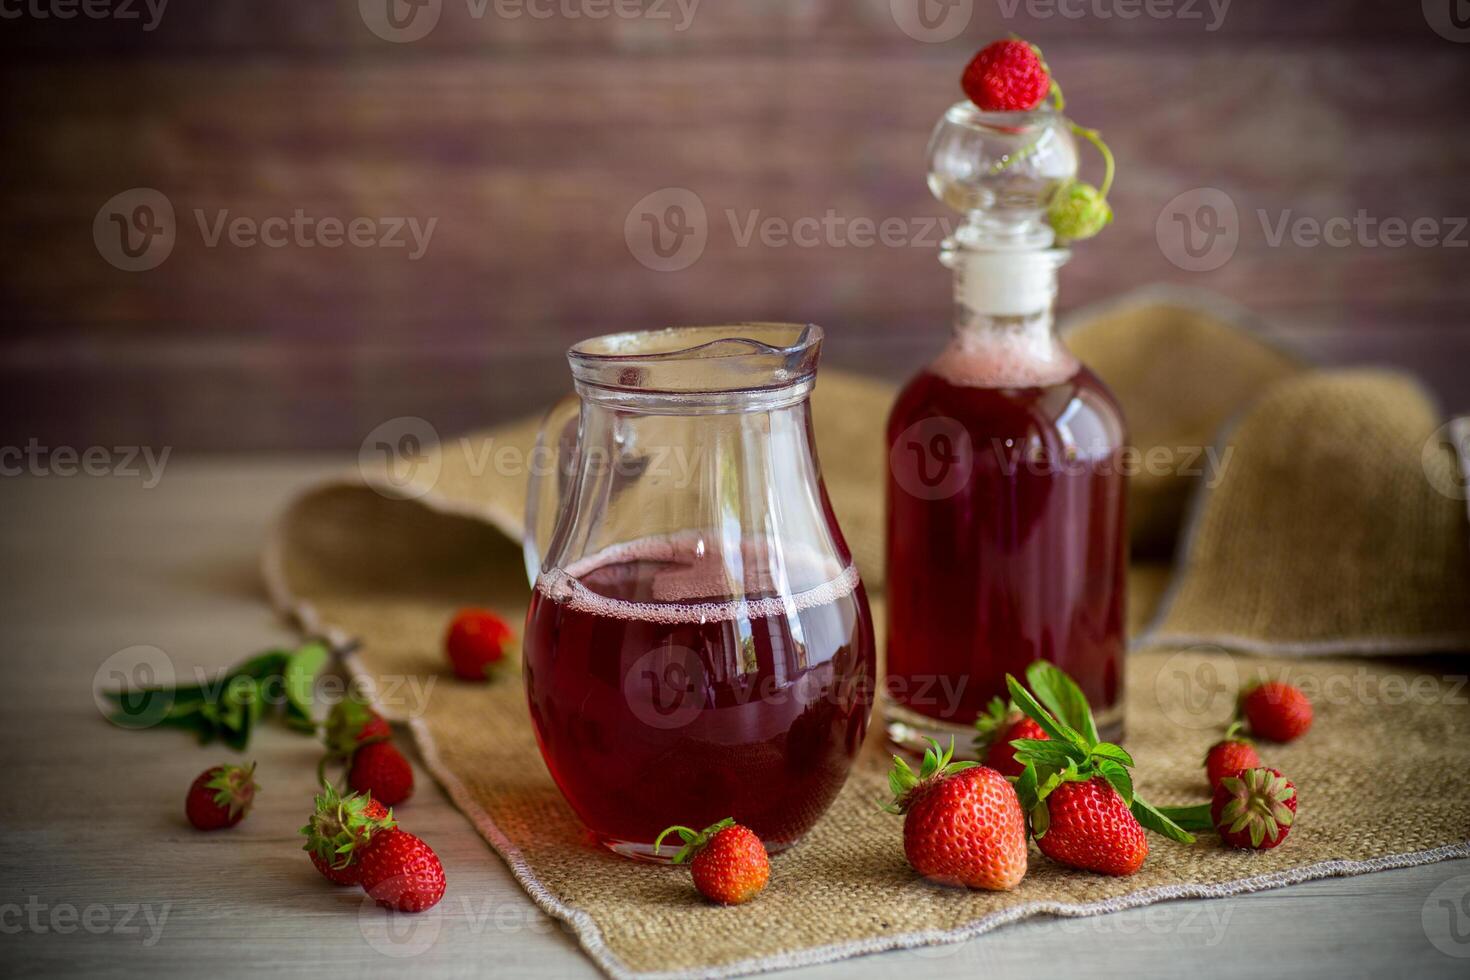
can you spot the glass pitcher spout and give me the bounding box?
[520,323,876,861]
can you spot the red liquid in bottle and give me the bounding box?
[524,535,876,857]
[885,362,1127,735]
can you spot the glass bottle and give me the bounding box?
[884,102,1128,752]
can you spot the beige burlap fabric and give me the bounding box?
[265,292,1470,978]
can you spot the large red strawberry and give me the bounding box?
[1033,777,1148,876]
[445,608,518,681]
[301,783,396,886]
[358,828,447,912]
[974,697,1049,778]
[1204,722,1261,790]
[185,762,257,831]
[348,741,414,806]
[885,738,1027,890]
[1212,767,1298,850]
[654,818,770,905]
[961,39,1053,112]
[1241,681,1313,743]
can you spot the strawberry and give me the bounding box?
[654,818,770,905]
[185,762,257,830]
[323,696,389,757]
[1034,777,1149,876]
[974,697,1048,778]
[1204,722,1260,790]
[301,783,396,886]
[883,738,1027,890]
[1240,681,1313,743]
[1212,767,1297,850]
[444,608,518,681]
[1002,663,1198,868]
[348,741,414,806]
[961,39,1053,113]
[358,828,446,912]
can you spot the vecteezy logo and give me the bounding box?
[93,645,177,730]
[1422,418,1470,501]
[889,0,973,43]
[1156,187,1240,273]
[358,885,443,957]
[1154,646,1240,730]
[359,0,443,43]
[93,189,175,272]
[358,416,442,500]
[1424,0,1470,42]
[889,417,974,500]
[624,188,708,272]
[1423,875,1470,957]
[623,646,706,730]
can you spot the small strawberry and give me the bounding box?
[301,783,396,886]
[961,39,1054,113]
[348,741,414,806]
[654,818,770,905]
[974,697,1048,778]
[358,828,446,912]
[444,608,519,681]
[1204,722,1261,791]
[1211,767,1298,850]
[185,762,258,830]
[1240,681,1313,743]
[884,738,1027,890]
[1034,777,1149,876]
[323,696,390,757]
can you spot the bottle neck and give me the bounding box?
[932,246,1076,389]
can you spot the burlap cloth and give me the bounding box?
[265,288,1470,978]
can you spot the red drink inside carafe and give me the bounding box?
[524,534,875,857]
[885,340,1127,737]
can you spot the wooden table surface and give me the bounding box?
[4,456,1468,978]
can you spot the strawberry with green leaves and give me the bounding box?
[1005,662,1196,876]
[1204,722,1261,790]
[301,782,396,886]
[654,818,770,905]
[884,738,1028,890]
[185,762,258,831]
[320,696,414,806]
[974,697,1049,778]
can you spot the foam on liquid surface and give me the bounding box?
[930,328,1079,389]
[536,534,861,625]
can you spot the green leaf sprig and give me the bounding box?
[103,641,330,749]
[1007,661,1196,845]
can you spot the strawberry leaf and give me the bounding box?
[1025,661,1099,746]
[1013,764,1041,812]
[1011,738,1085,770]
[1088,742,1134,768]
[1131,797,1197,844]
[1096,759,1133,805]
[1005,674,1088,750]
[1156,803,1216,833]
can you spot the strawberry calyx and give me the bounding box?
[653,817,736,864]
[972,697,1020,750]
[1216,768,1296,848]
[883,736,978,815]
[206,762,258,820]
[1005,663,1196,844]
[300,781,396,871]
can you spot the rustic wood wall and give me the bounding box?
[2,1,1467,450]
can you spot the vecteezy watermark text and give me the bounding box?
[358,0,700,43]
[94,188,437,272]
[1157,187,1468,272]
[0,0,168,31]
[0,439,170,488]
[0,898,170,947]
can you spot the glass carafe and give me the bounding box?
[523,323,876,861]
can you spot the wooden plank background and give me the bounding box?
[1,1,1468,450]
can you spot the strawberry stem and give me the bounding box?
[1069,124,1114,199]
